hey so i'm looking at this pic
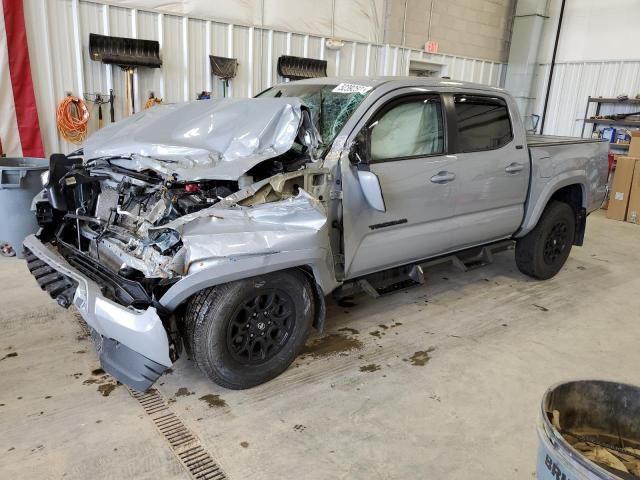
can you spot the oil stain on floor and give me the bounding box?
[301,333,363,359]
[337,327,359,335]
[80,368,121,396]
[360,364,381,373]
[407,347,436,366]
[199,394,227,408]
[97,383,120,397]
[175,387,194,397]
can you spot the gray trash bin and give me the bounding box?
[0,157,48,259]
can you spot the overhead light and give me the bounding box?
[326,38,345,50]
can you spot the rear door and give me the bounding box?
[342,91,457,278]
[444,93,530,249]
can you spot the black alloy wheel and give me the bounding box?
[183,269,315,389]
[515,200,576,280]
[543,222,569,265]
[226,290,295,365]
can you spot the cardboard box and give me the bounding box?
[626,159,640,224]
[629,132,640,158]
[607,156,638,221]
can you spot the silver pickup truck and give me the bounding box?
[23,77,608,391]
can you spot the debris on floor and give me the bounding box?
[0,243,15,257]
[0,352,18,361]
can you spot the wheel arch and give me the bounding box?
[548,183,585,213]
[517,174,588,244]
[159,252,334,333]
[546,183,587,246]
[295,265,328,333]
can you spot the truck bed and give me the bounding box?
[518,134,609,239]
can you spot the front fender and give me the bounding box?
[516,170,588,238]
[158,248,339,312]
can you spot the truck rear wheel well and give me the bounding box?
[548,184,586,246]
[549,184,584,212]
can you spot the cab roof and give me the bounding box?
[286,76,505,94]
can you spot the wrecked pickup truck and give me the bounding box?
[23,77,608,391]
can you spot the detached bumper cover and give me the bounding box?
[23,235,172,391]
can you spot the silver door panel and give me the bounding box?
[343,155,454,277]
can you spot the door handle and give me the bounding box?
[505,163,524,174]
[430,171,456,184]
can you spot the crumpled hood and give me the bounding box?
[83,97,309,181]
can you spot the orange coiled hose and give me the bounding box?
[56,95,89,144]
[144,96,162,109]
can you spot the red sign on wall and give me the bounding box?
[425,40,439,54]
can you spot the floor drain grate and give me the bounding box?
[130,388,228,480]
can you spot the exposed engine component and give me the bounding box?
[36,149,327,290]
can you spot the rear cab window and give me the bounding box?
[453,94,513,152]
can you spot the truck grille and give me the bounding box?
[24,248,77,308]
[61,246,153,309]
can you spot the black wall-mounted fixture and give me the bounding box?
[89,33,161,115]
[209,55,238,98]
[277,55,327,80]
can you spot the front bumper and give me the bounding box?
[23,235,172,391]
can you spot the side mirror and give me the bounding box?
[349,131,369,166]
[348,129,384,211]
[357,170,386,212]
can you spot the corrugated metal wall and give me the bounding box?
[24,0,505,155]
[532,60,640,137]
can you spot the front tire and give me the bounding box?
[515,201,576,280]
[184,270,315,389]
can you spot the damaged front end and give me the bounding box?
[25,97,334,391]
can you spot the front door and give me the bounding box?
[342,91,458,278]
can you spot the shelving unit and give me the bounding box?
[581,96,640,151]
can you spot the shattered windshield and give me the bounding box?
[257,83,372,149]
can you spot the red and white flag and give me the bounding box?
[0,0,43,157]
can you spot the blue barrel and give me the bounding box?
[0,157,48,258]
[537,380,640,480]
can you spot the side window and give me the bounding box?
[453,95,513,152]
[369,96,444,162]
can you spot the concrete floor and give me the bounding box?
[1,210,639,479]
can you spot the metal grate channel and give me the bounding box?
[129,388,228,480]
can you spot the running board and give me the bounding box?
[335,240,514,299]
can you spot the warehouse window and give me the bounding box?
[453,95,513,152]
[369,97,444,162]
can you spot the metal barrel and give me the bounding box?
[537,380,640,480]
[0,157,48,258]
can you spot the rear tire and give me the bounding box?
[515,201,575,280]
[183,270,314,389]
